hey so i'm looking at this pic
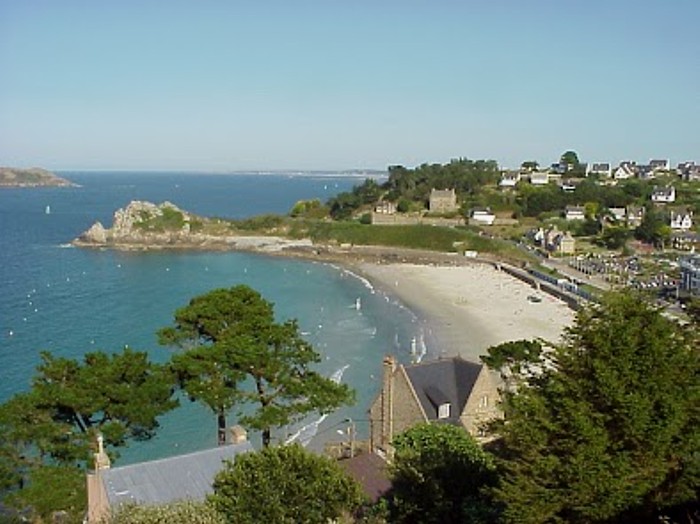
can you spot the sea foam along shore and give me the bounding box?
[355,261,576,362]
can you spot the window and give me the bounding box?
[438,403,451,419]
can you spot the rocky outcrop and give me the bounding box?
[73,200,314,253]
[0,167,75,187]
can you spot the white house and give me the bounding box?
[651,186,676,203]
[374,201,397,214]
[470,208,496,226]
[626,206,645,228]
[608,207,627,222]
[529,172,549,185]
[499,171,521,188]
[565,205,586,221]
[649,159,671,172]
[614,162,636,180]
[587,162,612,178]
[670,210,693,231]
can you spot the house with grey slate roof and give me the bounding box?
[368,355,501,457]
[86,427,253,523]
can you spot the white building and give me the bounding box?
[651,186,676,203]
[670,210,693,231]
[565,206,586,221]
[470,209,496,226]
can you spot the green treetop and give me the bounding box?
[388,423,499,524]
[159,285,354,447]
[210,443,364,524]
[486,291,699,523]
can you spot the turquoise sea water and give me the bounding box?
[0,172,427,463]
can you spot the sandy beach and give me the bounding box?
[357,261,576,362]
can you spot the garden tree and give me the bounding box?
[573,217,602,237]
[635,205,671,247]
[388,423,499,524]
[517,185,567,217]
[560,150,580,167]
[159,285,354,447]
[596,226,631,250]
[487,292,699,523]
[210,443,364,524]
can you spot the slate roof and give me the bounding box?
[403,357,482,424]
[101,441,253,507]
[589,162,611,172]
[338,453,391,503]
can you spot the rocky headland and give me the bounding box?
[73,200,314,253]
[0,167,76,187]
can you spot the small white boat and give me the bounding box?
[45,205,51,214]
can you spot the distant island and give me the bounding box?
[0,167,75,188]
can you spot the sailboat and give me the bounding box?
[45,205,51,215]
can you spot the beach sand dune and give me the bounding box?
[359,262,576,362]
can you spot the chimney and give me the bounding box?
[229,425,247,444]
[93,434,111,471]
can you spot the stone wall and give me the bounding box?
[371,212,464,227]
[459,368,502,437]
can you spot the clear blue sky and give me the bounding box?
[1,1,698,171]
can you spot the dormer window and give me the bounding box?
[438,403,451,419]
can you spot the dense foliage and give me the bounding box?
[634,205,672,247]
[159,285,354,447]
[106,501,225,524]
[388,424,499,524]
[211,443,364,524]
[326,159,500,219]
[0,348,176,522]
[486,292,699,523]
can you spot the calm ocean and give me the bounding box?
[0,172,426,463]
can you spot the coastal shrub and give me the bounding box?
[232,214,287,231]
[289,199,328,219]
[189,219,204,233]
[134,208,185,232]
